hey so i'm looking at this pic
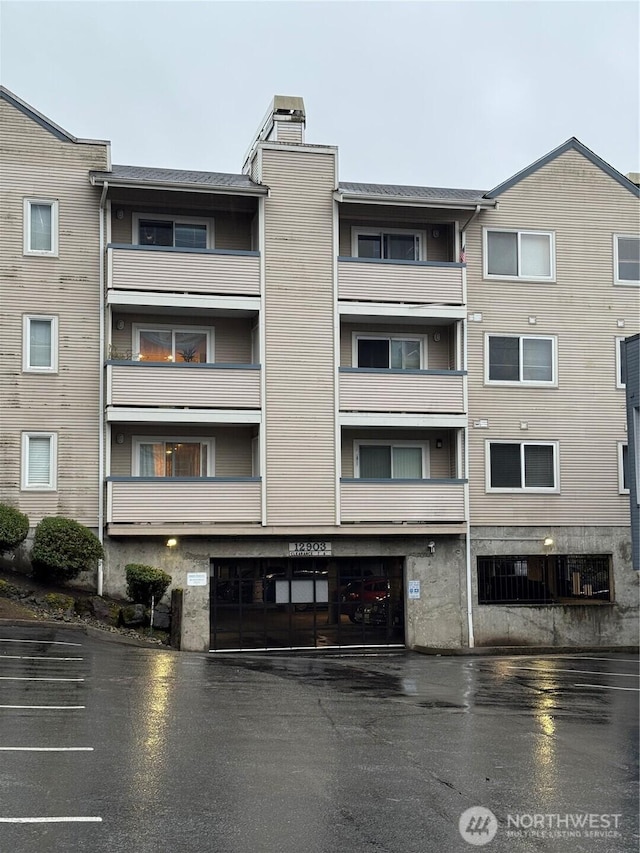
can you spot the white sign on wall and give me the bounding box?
[408,580,421,600]
[187,572,208,587]
[288,541,332,557]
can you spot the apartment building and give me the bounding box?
[1,87,637,652]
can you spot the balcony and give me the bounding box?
[108,245,260,297]
[338,257,464,305]
[107,362,261,411]
[106,477,261,525]
[339,368,465,414]
[340,479,466,524]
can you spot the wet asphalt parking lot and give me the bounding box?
[0,623,637,853]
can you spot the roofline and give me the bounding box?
[0,85,110,147]
[486,137,640,198]
[334,190,496,210]
[89,173,269,197]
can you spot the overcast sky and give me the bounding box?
[1,1,638,190]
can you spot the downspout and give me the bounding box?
[97,182,108,596]
[460,204,481,649]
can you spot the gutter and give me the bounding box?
[89,175,268,198]
[334,191,496,211]
[97,181,108,597]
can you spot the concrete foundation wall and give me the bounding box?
[471,526,639,648]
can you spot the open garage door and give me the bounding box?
[210,557,404,651]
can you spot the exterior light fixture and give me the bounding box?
[166,538,178,548]
[543,537,554,548]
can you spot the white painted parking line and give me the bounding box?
[1,655,83,661]
[0,817,102,823]
[575,683,640,692]
[0,747,93,752]
[0,676,84,682]
[554,656,639,664]
[0,705,85,710]
[505,666,639,678]
[0,639,82,647]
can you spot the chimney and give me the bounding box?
[243,95,306,175]
[626,172,640,187]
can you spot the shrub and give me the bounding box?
[125,564,172,605]
[0,504,29,555]
[31,517,104,582]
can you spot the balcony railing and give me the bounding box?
[107,477,261,524]
[107,362,261,409]
[340,479,466,523]
[108,245,260,296]
[339,368,465,414]
[338,257,464,305]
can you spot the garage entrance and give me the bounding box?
[210,557,404,651]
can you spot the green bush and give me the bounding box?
[0,504,29,555]
[31,517,104,582]
[125,564,172,605]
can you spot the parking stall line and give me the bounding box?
[0,817,102,823]
[574,683,640,692]
[504,665,640,678]
[0,705,85,710]
[0,747,93,752]
[0,676,84,682]
[1,655,83,661]
[0,638,82,647]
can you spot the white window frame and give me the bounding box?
[22,314,58,373]
[21,432,57,490]
[615,336,627,389]
[351,227,427,261]
[613,234,640,286]
[351,332,427,369]
[132,436,214,477]
[483,227,556,282]
[485,440,560,493]
[23,198,59,257]
[133,324,214,363]
[132,212,215,249]
[618,442,629,495]
[484,333,557,386]
[354,440,430,479]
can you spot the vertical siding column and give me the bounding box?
[261,146,337,525]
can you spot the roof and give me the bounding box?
[90,164,267,195]
[338,182,486,202]
[0,85,109,146]
[486,137,640,198]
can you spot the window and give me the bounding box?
[614,234,640,284]
[486,334,555,385]
[354,334,423,369]
[22,433,56,490]
[355,441,428,479]
[477,554,611,604]
[132,213,213,249]
[133,438,213,477]
[23,315,58,372]
[24,199,58,256]
[615,337,627,388]
[484,229,554,280]
[487,441,558,492]
[618,443,629,494]
[134,326,211,363]
[352,228,425,261]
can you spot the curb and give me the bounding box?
[414,644,640,657]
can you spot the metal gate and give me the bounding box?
[210,557,404,651]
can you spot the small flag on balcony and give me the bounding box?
[460,248,466,263]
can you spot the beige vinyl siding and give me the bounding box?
[109,247,260,296]
[338,258,464,304]
[341,429,455,478]
[0,98,108,526]
[108,479,261,524]
[340,322,451,367]
[111,315,254,362]
[339,371,464,414]
[109,425,255,476]
[340,481,465,523]
[110,203,254,250]
[275,123,304,144]
[466,149,640,526]
[338,207,465,258]
[108,364,260,409]
[262,147,337,525]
